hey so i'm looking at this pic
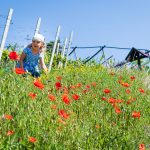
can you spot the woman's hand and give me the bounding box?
[39,57,48,74]
[44,68,48,74]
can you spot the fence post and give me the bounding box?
[48,26,61,72]
[34,17,41,35]
[58,37,67,68]
[0,8,13,61]
[64,31,73,68]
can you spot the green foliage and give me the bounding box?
[0,65,149,149]
[7,43,18,51]
[45,41,65,67]
[1,43,21,63]
[1,49,9,62]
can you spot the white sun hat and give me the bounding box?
[32,33,45,43]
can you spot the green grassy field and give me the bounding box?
[0,65,149,149]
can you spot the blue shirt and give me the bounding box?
[18,47,44,73]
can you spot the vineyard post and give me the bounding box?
[56,43,60,67]
[64,31,73,68]
[34,17,41,35]
[0,8,13,61]
[48,25,61,72]
[58,37,67,68]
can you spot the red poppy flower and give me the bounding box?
[130,97,136,102]
[91,82,96,87]
[55,82,62,90]
[51,104,57,109]
[103,88,111,94]
[72,94,80,100]
[139,88,145,93]
[108,98,116,103]
[34,79,44,89]
[9,51,19,60]
[126,89,131,94]
[126,100,131,105]
[58,110,69,119]
[63,86,69,94]
[28,137,37,143]
[56,76,62,80]
[108,98,123,104]
[139,143,145,150]
[48,94,56,101]
[28,92,36,99]
[132,111,141,118]
[121,82,130,88]
[7,130,14,136]
[116,99,123,103]
[76,83,82,88]
[130,76,136,81]
[101,97,107,101]
[83,89,88,93]
[62,94,71,105]
[15,68,25,74]
[86,85,90,89]
[115,107,121,114]
[3,114,13,120]
[70,85,76,89]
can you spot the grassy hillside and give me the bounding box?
[0,65,150,149]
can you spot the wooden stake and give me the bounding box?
[64,31,73,68]
[58,38,67,68]
[34,17,41,35]
[0,8,13,61]
[48,26,61,72]
[56,43,60,56]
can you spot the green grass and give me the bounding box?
[0,65,150,149]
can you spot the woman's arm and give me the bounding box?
[19,52,26,69]
[39,57,48,73]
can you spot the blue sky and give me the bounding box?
[0,0,150,62]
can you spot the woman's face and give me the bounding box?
[32,40,43,50]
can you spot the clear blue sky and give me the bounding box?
[0,0,150,61]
